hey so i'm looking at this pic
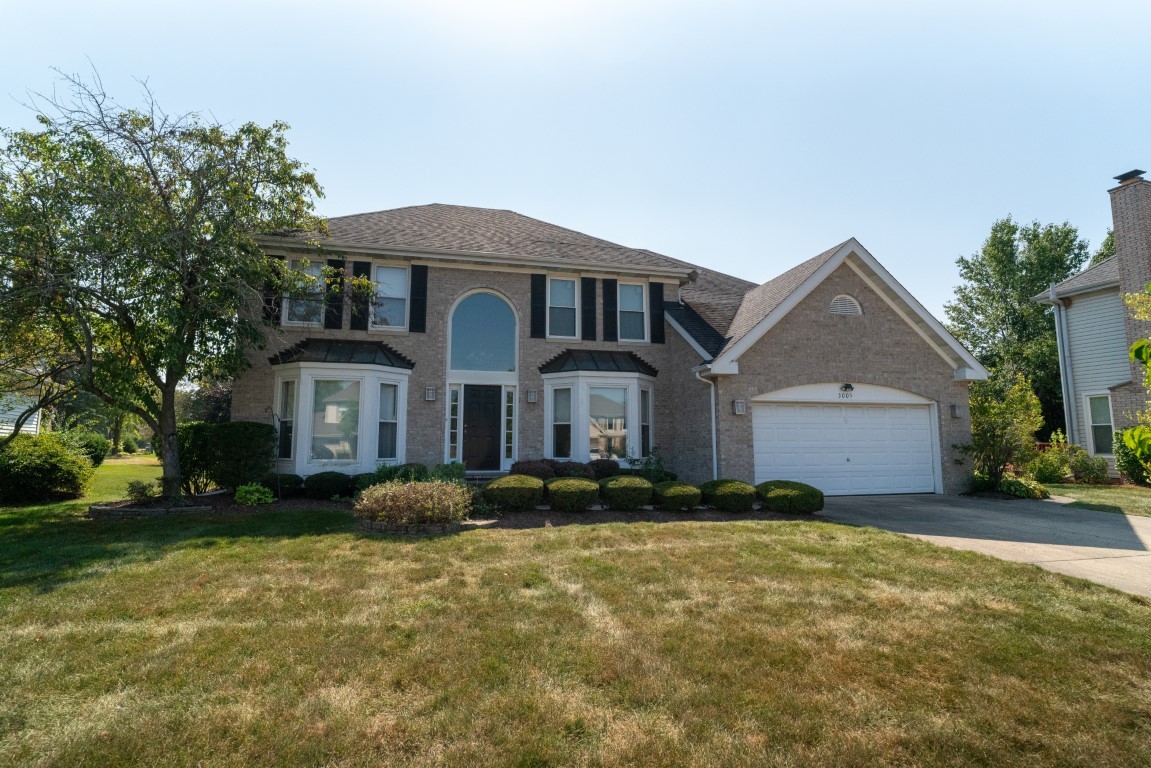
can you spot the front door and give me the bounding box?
[462,385,502,471]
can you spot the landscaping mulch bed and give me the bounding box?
[89,495,351,519]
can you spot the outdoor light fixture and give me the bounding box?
[950,404,961,419]
[840,383,854,392]
[732,399,747,415]
[527,390,538,403]
[424,387,436,401]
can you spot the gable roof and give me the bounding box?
[266,204,698,279]
[1033,256,1120,303]
[696,238,988,380]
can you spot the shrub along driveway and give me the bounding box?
[820,494,1151,598]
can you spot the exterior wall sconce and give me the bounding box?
[840,383,854,393]
[527,390,538,403]
[950,404,962,419]
[732,399,747,415]
[424,387,436,401]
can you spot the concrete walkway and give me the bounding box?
[819,494,1151,598]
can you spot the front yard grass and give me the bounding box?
[1049,483,1151,518]
[2,464,1150,766]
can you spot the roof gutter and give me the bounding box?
[255,235,698,283]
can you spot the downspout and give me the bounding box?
[694,370,719,481]
[1050,285,1078,442]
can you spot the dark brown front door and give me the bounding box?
[463,385,502,471]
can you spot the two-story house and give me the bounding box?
[1035,170,1151,464]
[232,204,985,494]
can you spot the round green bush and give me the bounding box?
[599,475,653,511]
[699,479,756,513]
[587,458,621,480]
[553,460,592,478]
[260,473,304,498]
[0,434,94,502]
[121,435,138,454]
[510,459,556,480]
[62,429,111,468]
[235,483,275,505]
[303,471,354,499]
[355,480,472,524]
[653,481,702,511]
[547,477,601,513]
[756,480,824,514]
[482,474,545,512]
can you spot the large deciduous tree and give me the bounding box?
[0,74,324,497]
[945,217,1089,436]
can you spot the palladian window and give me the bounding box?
[450,293,516,372]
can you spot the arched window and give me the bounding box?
[829,294,862,316]
[450,293,517,372]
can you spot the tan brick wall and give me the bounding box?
[712,263,974,494]
[233,264,696,471]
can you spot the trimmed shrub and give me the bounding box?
[304,471,355,499]
[355,480,472,525]
[999,476,1050,499]
[653,481,702,511]
[548,477,601,513]
[393,463,429,482]
[126,479,159,503]
[756,480,824,514]
[173,422,216,495]
[482,474,545,512]
[260,473,304,498]
[699,479,756,513]
[510,459,556,480]
[61,429,111,468]
[354,464,396,492]
[553,461,592,478]
[1114,430,1149,486]
[1027,448,1070,484]
[235,483,275,505]
[431,462,467,484]
[1068,445,1109,485]
[210,422,276,490]
[599,475,653,511]
[121,436,138,454]
[0,434,94,502]
[587,459,621,480]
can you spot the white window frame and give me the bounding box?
[275,379,297,461]
[551,386,573,459]
[377,382,400,461]
[369,263,410,332]
[1084,392,1115,457]
[273,362,411,476]
[640,385,654,459]
[542,372,655,464]
[282,259,325,328]
[546,276,580,340]
[446,289,519,386]
[617,281,648,343]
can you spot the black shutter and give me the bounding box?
[530,274,547,338]
[324,258,345,329]
[349,261,372,331]
[581,276,597,341]
[602,278,618,342]
[649,282,665,344]
[409,264,428,331]
[409,264,428,333]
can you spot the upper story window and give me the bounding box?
[450,292,517,372]
[284,259,323,326]
[372,265,409,329]
[619,283,647,341]
[548,278,578,338]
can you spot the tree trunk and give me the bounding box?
[159,388,182,500]
[110,411,124,456]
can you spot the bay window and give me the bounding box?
[277,380,296,459]
[544,375,654,463]
[378,383,398,460]
[553,387,572,459]
[312,379,360,461]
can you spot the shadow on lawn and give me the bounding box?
[0,502,356,595]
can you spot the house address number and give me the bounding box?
[837,391,853,399]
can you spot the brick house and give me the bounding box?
[232,205,986,494]
[1035,170,1151,463]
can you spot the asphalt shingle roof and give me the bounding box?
[270,339,415,369]
[539,349,658,376]
[1034,256,1120,301]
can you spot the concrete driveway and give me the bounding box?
[819,494,1151,598]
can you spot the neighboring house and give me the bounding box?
[1035,170,1151,461]
[0,393,41,438]
[233,205,987,495]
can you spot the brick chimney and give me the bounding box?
[1112,169,1151,296]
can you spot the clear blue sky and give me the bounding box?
[4,0,1148,319]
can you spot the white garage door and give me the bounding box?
[753,403,937,495]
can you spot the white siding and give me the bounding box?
[0,394,40,437]
[1065,290,1128,447]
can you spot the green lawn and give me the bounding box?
[1049,483,1151,517]
[2,465,1151,766]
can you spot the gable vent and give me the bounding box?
[829,294,862,316]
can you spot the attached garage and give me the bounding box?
[752,384,941,495]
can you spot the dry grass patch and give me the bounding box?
[2,473,1151,766]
